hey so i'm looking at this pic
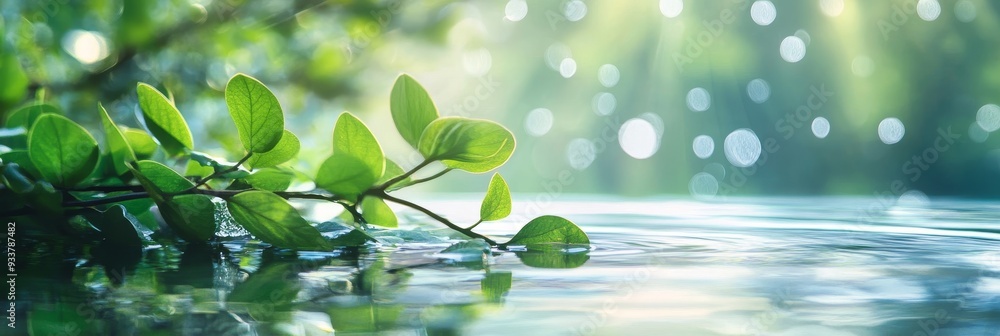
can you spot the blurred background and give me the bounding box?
[2,0,999,198]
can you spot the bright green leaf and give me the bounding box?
[506,215,590,248]
[6,103,59,129]
[133,160,193,195]
[390,74,439,148]
[225,74,284,153]
[315,113,384,200]
[480,173,511,221]
[137,83,194,156]
[418,117,515,173]
[246,130,299,169]
[242,168,294,191]
[120,126,157,159]
[98,103,137,176]
[227,190,330,250]
[27,114,99,187]
[361,197,397,227]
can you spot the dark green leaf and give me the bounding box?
[226,190,330,250]
[242,167,294,191]
[390,74,439,148]
[120,126,157,159]
[245,130,299,169]
[98,103,137,176]
[361,196,397,227]
[27,114,100,187]
[480,173,511,221]
[506,215,590,247]
[137,83,193,156]
[0,150,39,178]
[315,113,384,200]
[83,205,145,248]
[5,103,59,129]
[225,74,284,153]
[418,117,515,173]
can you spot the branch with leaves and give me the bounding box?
[0,73,589,251]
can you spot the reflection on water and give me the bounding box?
[14,197,1000,335]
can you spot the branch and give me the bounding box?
[393,168,451,190]
[375,158,433,191]
[374,191,497,246]
[172,152,253,195]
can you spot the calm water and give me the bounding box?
[13,196,1000,335]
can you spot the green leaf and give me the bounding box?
[506,215,590,248]
[27,114,100,187]
[480,173,511,221]
[390,74,439,148]
[226,190,330,250]
[128,160,214,241]
[329,229,376,247]
[98,103,137,176]
[481,271,512,302]
[0,150,39,178]
[2,164,63,214]
[315,113,384,200]
[245,130,299,169]
[228,263,301,321]
[159,194,216,242]
[327,303,404,333]
[242,167,294,191]
[0,127,27,149]
[376,158,411,191]
[225,74,284,153]
[83,205,145,248]
[418,117,515,173]
[360,197,397,227]
[137,83,193,156]
[133,160,193,195]
[515,250,590,269]
[120,126,157,159]
[6,103,59,129]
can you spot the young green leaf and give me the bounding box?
[27,114,100,187]
[242,167,294,191]
[6,103,59,129]
[226,190,331,250]
[98,103,137,176]
[225,74,284,153]
[480,173,511,221]
[361,197,398,228]
[418,117,515,173]
[120,126,158,159]
[315,113,384,200]
[506,215,589,248]
[137,83,194,156]
[246,130,299,169]
[390,74,439,148]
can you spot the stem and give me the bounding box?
[466,219,483,230]
[394,169,452,190]
[71,185,145,193]
[172,152,253,195]
[375,158,434,191]
[374,191,497,246]
[63,192,152,208]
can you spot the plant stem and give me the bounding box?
[63,192,152,208]
[172,152,253,196]
[374,191,497,246]
[394,169,452,189]
[375,158,433,191]
[71,185,146,193]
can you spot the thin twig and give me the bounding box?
[375,158,433,191]
[374,191,497,246]
[393,168,452,190]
